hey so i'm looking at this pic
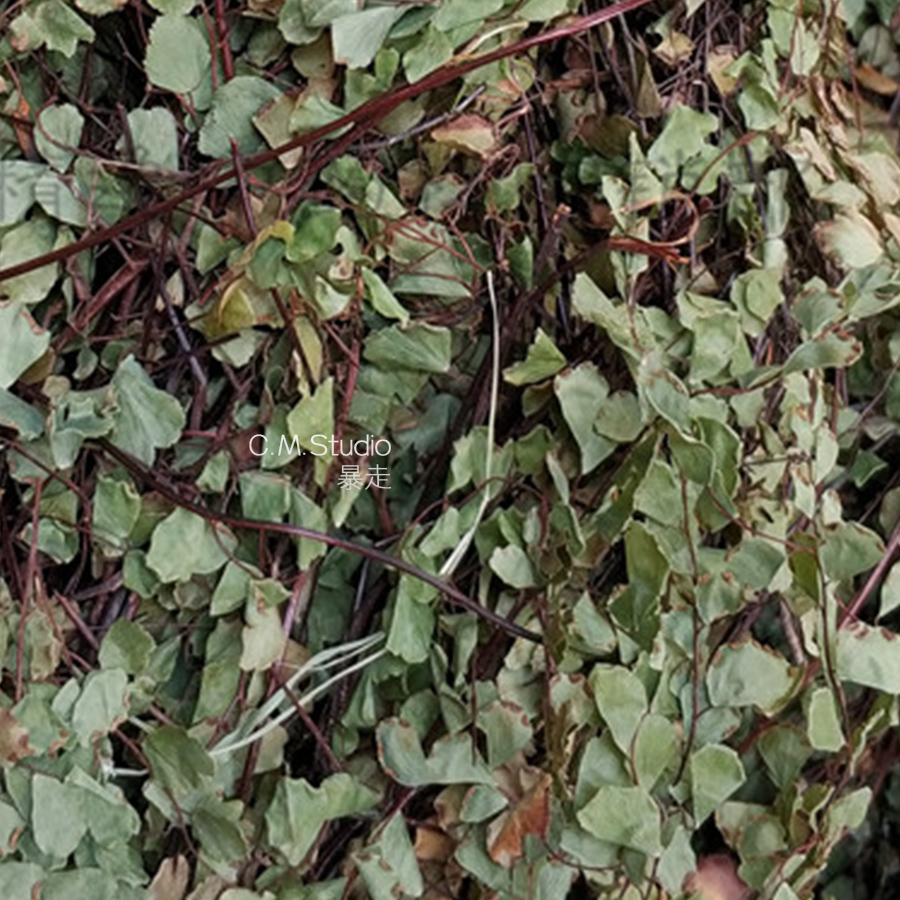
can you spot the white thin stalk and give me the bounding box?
[213,632,384,753]
[210,648,387,757]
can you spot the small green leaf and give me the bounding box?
[240,601,286,672]
[332,7,402,69]
[821,522,884,581]
[433,0,503,31]
[71,668,129,742]
[404,26,454,83]
[40,870,123,900]
[73,156,132,225]
[807,687,843,752]
[300,0,355,26]
[239,471,291,520]
[610,522,666,650]
[35,104,84,172]
[265,773,378,866]
[22,0,95,57]
[657,826,697,896]
[193,797,247,866]
[146,507,237,583]
[0,162,45,227]
[147,0,195,12]
[108,356,185,464]
[144,725,214,797]
[634,459,682,526]
[707,640,797,713]
[145,15,210,94]
[555,364,614,473]
[824,787,871,836]
[197,451,230,494]
[487,163,535,213]
[880,561,900,621]
[387,577,435,664]
[199,76,282,158]
[0,302,50,390]
[98,620,154,675]
[758,725,811,789]
[688,312,742,383]
[577,785,662,855]
[633,714,679,789]
[489,545,539,589]
[285,377,335,460]
[123,108,179,170]
[504,329,567,386]
[737,81,780,130]
[726,537,785,590]
[0,390,44,440]
[67,767,141,846]
[596,391,643,443]
[781,332,862,376]
[836,621,900,693]
[285,202,342,263]
[32,773,88,858]
[478,701,533,768]
[816,211,883,269]
[589,665,647,754]
[377,718,493,787]
[647,105,718,182]
[364,323,452,373]
[92,476,140,555]
[461,784,508,822]
[690,744,745,823]
[76,0,128,12]
[0,863,45,900]
[362,269,409,323]
[0,219,59,306]
[637,356,691,431]
[354,813,424,900]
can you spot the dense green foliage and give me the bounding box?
[3,0,900,898]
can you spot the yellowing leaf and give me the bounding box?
[430,115,497,158]
[654,30,694,67]
[815,211,883,269]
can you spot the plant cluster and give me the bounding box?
[3,0,900,899]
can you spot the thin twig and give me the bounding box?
[0,0,657,285]
[98,439,542,644]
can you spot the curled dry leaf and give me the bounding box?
[854,63,899,97]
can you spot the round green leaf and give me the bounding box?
[145,15,210,94]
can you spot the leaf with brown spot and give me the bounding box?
[0,707,34,764]
[13,93,35,159]
[486,768,552,868]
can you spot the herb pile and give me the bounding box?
[2,1,900,898]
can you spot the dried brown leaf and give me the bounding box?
[486,769,552,868]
